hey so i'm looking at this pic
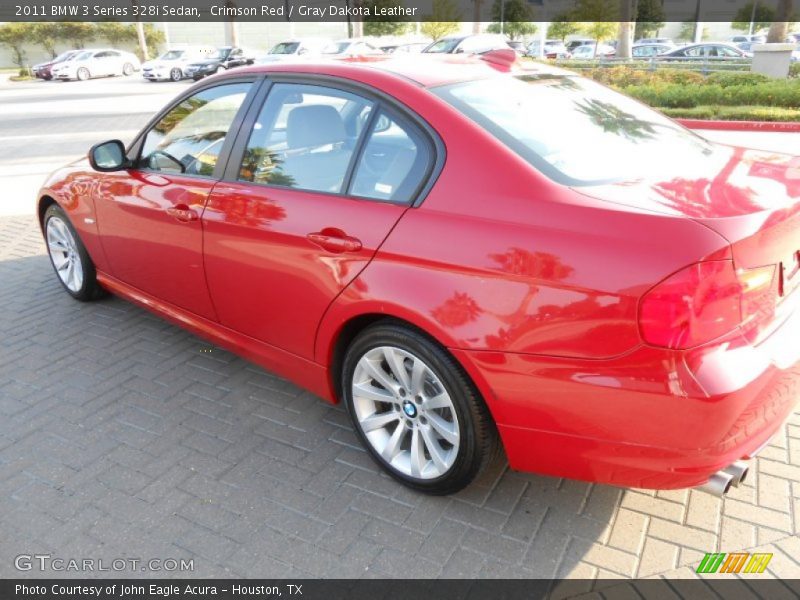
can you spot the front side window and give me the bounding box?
[139,83,251,177]
[432,74,712,185]
[238,83,373,193]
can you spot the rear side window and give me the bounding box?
[350,111,432,203]
[237,83,434,204]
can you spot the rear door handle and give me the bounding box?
[307,229,363,253]
[166,204,199,222]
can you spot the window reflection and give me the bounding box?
[140,83,251,177]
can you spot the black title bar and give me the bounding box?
[1,0,797,23]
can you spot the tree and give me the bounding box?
[678,21,707,41]
[55,22,96,49]
[31,23,60,58]
[0,23,31,68]
[142,24,165,54]
[486,0,537,40]
[634,0,666,39]
[767,0,795,42]
[731,1,775,32]
[421,0,461,41]
[571,0,620,22]
[582,21,618,44]
[96,22,134,48]
[616,0,634,59]
[363,0,412,36]
[548,18,581,41]
[571,0,619,52]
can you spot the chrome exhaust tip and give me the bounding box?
[723,460,749,487]
[697,471,734,497]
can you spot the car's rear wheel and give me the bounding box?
[44,205,105,301]
[342,323,498,495]
[122,62,134,76]
[77,67,90,81]
[170,68,182,82]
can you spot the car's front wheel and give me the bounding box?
[170,68,182,82]
[342,323,498,494]
[76,67,90,81]
[44,204,105,301]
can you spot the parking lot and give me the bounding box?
[2,74,800,587]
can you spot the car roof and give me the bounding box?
[230,53,572,88]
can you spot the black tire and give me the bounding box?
[170,68,182,82]
[77,67,90,81]
[43,204,106,301]
[342,322,498,495]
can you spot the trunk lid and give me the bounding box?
[576,144,800,339]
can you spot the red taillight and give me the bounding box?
[639,261,776,349]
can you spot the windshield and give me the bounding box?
[74,51,91,61]
[55,51,75,62]
[322,42,350,54]
[432,75,714,185]
[214,47,232,59]
[159,50,184,60]
[424,38,461,53]
[270,42,300,55]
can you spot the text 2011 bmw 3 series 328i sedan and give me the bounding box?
[37,52,800,495]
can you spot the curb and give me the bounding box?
[676,118,800,132]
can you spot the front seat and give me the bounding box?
[282,105,353,193]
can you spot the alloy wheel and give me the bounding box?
[351,346,460,480]
[170,68,182,81]
[46,216,84,293]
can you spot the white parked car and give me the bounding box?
[51,49,141,81]
[141,47,216,82]
[570,43,616,59]
[257,39,329,63]
[321,39,384,57]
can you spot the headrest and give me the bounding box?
[286,105,346,149]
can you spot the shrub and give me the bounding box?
[705,71,770,87]
[584,66,705,87]
[660,105,800,121]
[621,79,800,109]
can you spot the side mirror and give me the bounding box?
[89,140,128,172]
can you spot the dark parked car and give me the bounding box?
[32,50,79,80]
[661,43,751,60]
[185,46,255,80]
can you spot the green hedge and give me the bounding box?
[622,80,800,109]
[661,105,800,121]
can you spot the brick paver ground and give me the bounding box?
[2,213,800,587]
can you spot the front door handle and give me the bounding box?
[307,228,363,253]
[166,204,199,222]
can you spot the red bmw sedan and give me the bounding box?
[37,52,800,495]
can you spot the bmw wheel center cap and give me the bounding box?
[402,400,417,418]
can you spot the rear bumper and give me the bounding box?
[453,299,800,489]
